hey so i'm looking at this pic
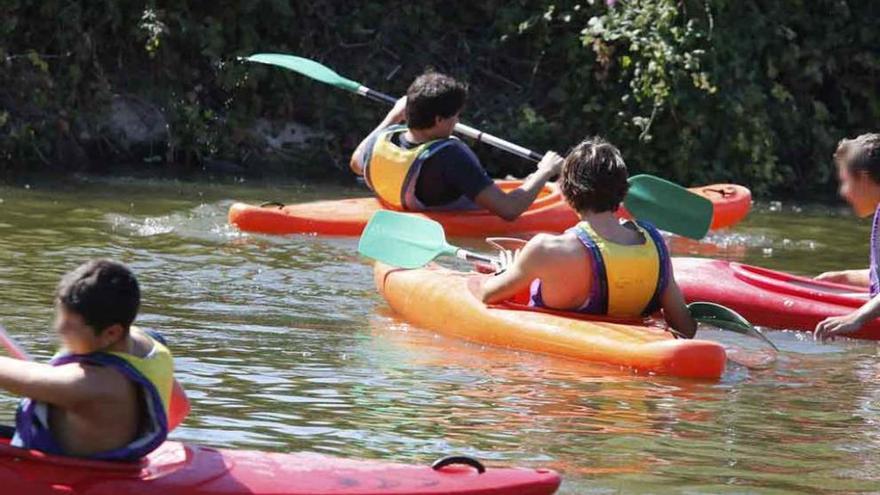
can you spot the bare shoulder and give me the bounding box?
[57,361,133,401]
[521,232,581,262]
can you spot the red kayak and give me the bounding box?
[673,257,880,339]
[0,438,560,495]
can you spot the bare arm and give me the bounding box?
[659,277,697,339]
[815,291,880,340]
[852,293,880,323]
[815,269,870,287]
[480,237,549,304]
[350,97,408,176]
[474,152,563,221]
[0,357,114,408]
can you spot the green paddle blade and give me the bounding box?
[625,175,713,240]
[688,302,779,351]
[242,53,362,93]
[358,211,459,269]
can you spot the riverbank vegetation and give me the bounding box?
[1,1,877,195]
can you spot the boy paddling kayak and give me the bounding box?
[350,72,564,220]
[1,260,174,460]
[814,134,880,340]
[479,137,698,339]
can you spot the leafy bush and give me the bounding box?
[1,0,877,195]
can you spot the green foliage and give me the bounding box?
[0,0,878,195]
[484,0,879,195]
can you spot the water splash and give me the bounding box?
[106,202,245,242]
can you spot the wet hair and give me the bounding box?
[56,259,140,334]
[835,133,880,183]
[560,137,629,213]
[405,72,467,130]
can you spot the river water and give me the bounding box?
[0,176,877,494]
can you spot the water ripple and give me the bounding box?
[0,179,878,493]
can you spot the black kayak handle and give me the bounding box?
[431,455,486,474]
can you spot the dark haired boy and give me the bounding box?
[350,72,563,220]
[1,260,174,460]
[814,133,880,340]
[479,137,697,338]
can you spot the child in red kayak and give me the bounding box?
[0,260,174,460]
[479,137,697,338]
[350,72,563,220]
[814,133,880,340]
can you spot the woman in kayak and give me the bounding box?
[1,260,174,460]
[814,133,880,340]
[479,137,697,339]
[349,72,564,220]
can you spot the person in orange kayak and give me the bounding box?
[479,137,697,338]
[814,133,880,340]
[0,259,174,460]
[350,72,563,220]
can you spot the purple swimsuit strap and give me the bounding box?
[870,205,880,297]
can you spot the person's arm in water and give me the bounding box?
[350,97,408,176]
[815,292,880,340]
[0,357,121,407]
[815,269,870,287]
[658,275,698,339]
[479,235,551,304]
[474,152,564,221]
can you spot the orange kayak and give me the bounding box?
[374,262,726,379]
[229,181,751,237]
[695,184,752,230]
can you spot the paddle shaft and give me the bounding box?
[0,325,32,360]
[454,248,497,265]
[356,86,543,162]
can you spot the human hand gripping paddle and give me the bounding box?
[0,324,190,431]
[241,53,713,240]
[359,211,776,353]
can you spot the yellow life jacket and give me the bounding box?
[362,125,459,210]
[529,220,670,317]
[107,326,174,414]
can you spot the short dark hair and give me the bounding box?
[56,260,140,334]
[835,133,880,183]
[560,137,629,213]
[405,72,467,130]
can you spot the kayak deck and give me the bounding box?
[229,181,751,237]
[375,262,726,379]
[0,438,561,495]
[674,257,880,339]
[229,180,575,237]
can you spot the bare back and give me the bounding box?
[481,214,697,337]
[482,217,651,311]
[530,221,649,310]
[48,329,154,457]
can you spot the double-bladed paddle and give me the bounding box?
[241,53,713,240]
[242,53,541,162]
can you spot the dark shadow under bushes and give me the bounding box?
[1,0,877,197]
